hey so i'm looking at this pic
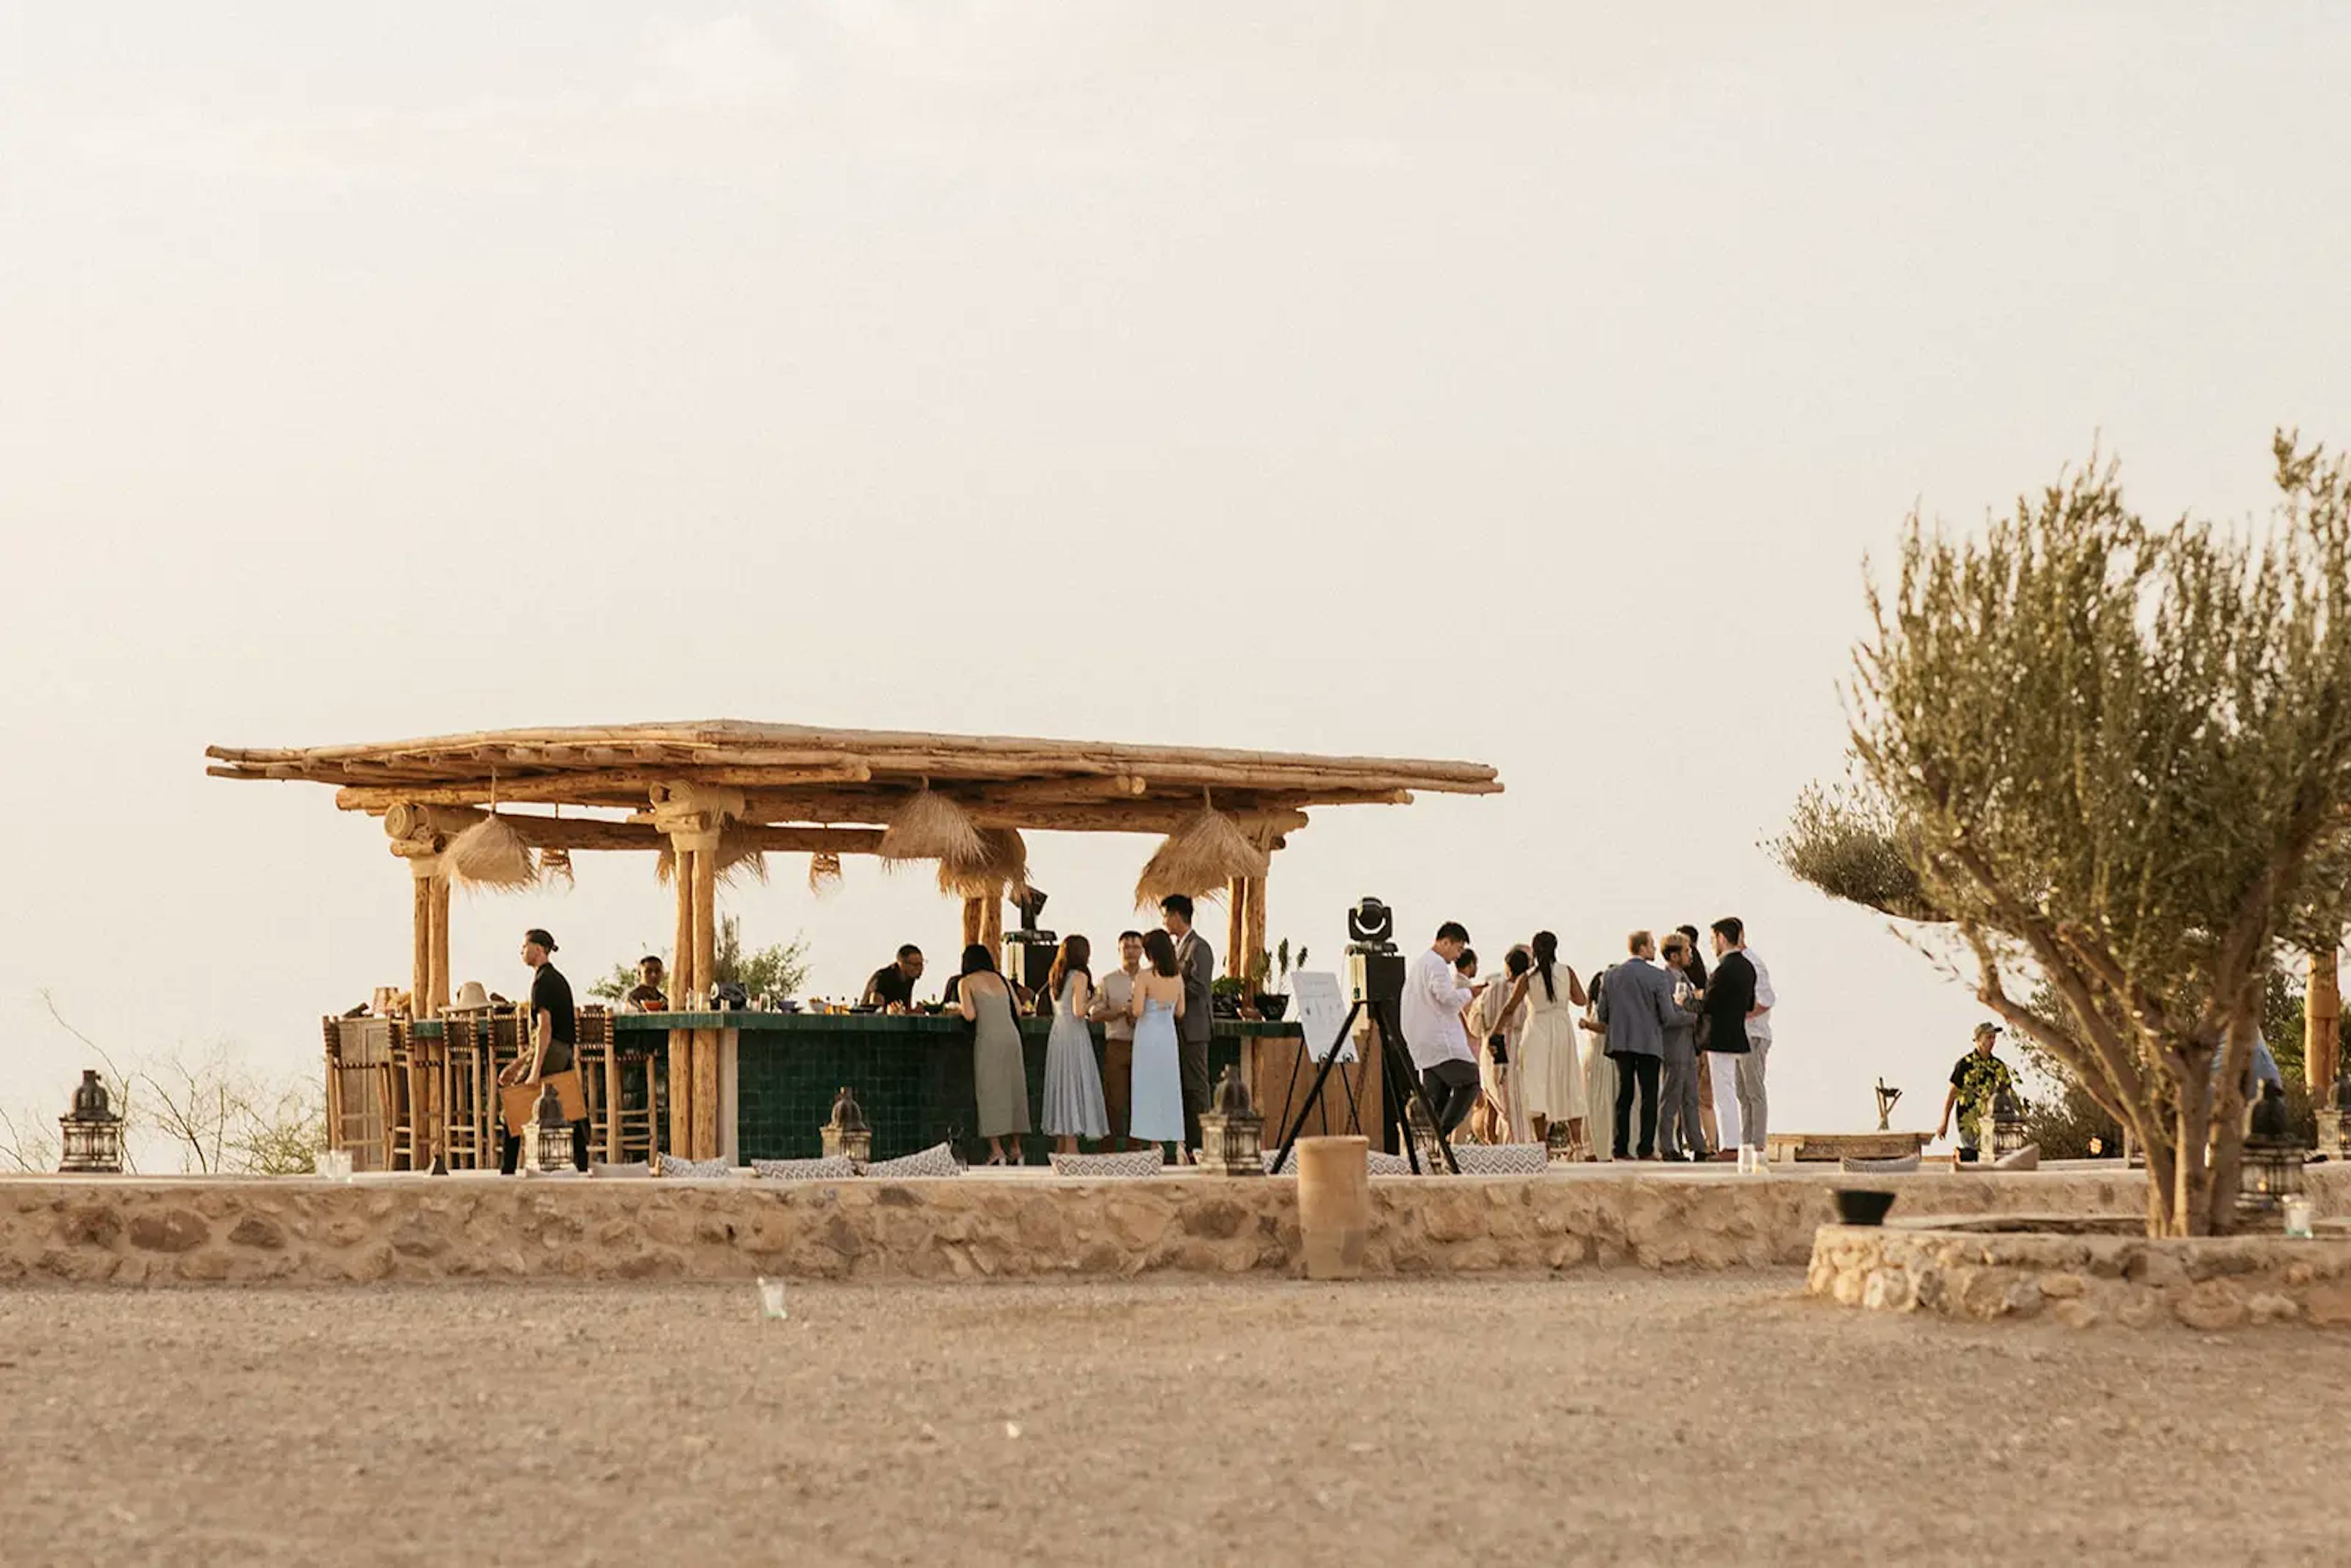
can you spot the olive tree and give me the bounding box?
[1776,434,2351,1236]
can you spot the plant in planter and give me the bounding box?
[1210,975,1245,1018]
[1253,942,1300,1020]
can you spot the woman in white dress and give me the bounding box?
[1471,946,1533,1144]
[1493,931,1587,1153]
[1126,929,1189,1161]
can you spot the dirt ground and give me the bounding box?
[0,1271,2335,1567]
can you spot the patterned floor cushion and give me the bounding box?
[1048,1149,1168,1178]
[858,1142,961,1179]
[1263,1146,1417,1176]
[588,1160,651,1179]
[1450,1142,1548,1175]
[1992,1144,2041,1172]
[654,1152,735,1179]
[1840,1153,1923,1174]
[751,1155,858,1182]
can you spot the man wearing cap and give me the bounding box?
[498,928,590,1172]
[1937,1022,2017,1163]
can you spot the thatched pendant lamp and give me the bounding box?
[446,814,537,891]
[538,846,576,887]
[937,828,1028,899]
[1134,803,1267,907]
[879,786,983,866]
[809,852,844,896]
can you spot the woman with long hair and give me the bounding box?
[955,942,1031,1165]
[1041,934,1109,1153]
[1127,929,1189,1163]
[1471,945,1534,1143]
[1580,961,1615,1161]
[1494,930,1587,1153]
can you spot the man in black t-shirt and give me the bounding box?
[499,927,588,1173]
[863,945,925,1010]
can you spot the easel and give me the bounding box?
[1271,994,1458,1178]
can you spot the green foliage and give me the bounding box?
[1785,433,2351,1234]
[1767,782,1941,922]
[711,916,811,999]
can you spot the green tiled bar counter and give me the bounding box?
[614,1013,1305,1164]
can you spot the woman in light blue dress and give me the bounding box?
[1127,929,1188,1159]
[1041,935,1109,1152]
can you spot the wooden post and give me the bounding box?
[2311,945,2344,1092]
[406,858,438,1171]
[692,839,720,1160]
[1243,872,1267,994]
[979,890,1004,969]
[1226,877,1248,981]
[427,875,451,1018]
[668,843,697,1157]
[962,896,984,951]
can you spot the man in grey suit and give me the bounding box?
[1594,929,1682,1159]
[1161,894,1215,1155]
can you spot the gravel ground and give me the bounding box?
[0,1272,2333,1567]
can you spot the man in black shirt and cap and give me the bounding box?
[499,927,589,1172]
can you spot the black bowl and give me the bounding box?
[1832,1189,1897,1226]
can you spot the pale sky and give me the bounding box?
[4,3,2347,1156]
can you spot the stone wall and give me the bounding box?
[2,1165,2297,1288]
[1809,1205,2351,1330]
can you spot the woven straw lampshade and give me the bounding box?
[937,828,1028,899]
[445,814,537,891]
[878,787,984,866]
[808,852,844,896]
[1134,808,1267,907]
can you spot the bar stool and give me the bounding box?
[387,1021,418,1172]
[575,1007,615,1162]
[440,1014,492,1170]
[612,1045,661,1161]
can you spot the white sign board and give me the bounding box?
[1289,970,1355,1065]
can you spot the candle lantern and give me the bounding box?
[2315,1070,2351,1163]
[1991,1087,2028,1161]
[1404,1093,1443,1174]
[820,1086,873,1164]
[1198,1065,1264,1177]
[58,1070,124,1175]
[524,1082,572,1174]
[2238,1081,2306,1215]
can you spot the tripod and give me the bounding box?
[1271,995,1459,1178]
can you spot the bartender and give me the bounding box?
[863,944,926,1010]
[622,954,669,1013]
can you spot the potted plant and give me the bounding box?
[1253,940,1302,1021]
[1210,975,1245,1018]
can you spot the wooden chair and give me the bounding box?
[439,1015,492,1170]
[386,1021,418,1172]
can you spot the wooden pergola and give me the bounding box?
[208,720,1502,1157]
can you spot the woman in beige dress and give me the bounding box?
[1471,945,1534,1144]
[1580,961,1616,1161]
[1493,931,1588,1153]
[956,942,1030,1165]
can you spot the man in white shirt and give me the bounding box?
[1089,930,1146,1149]
[1401,921,1481,1138]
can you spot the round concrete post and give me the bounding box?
[1296,1135,1370,1280]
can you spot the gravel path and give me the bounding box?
[0,1272,2331,1566]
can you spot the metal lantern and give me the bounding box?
[524,1082,572,1174]
[2315,1070,2351,1163]
[1991,1087,2028,1161]
[1404,1093,1443,1174]
[820,1086,873,1164]
[2238,1081,2306,1214]
[1198,1065,1264,1177]
[58,1070,123,1174]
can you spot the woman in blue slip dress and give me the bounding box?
[1041,934,1109,1152]
[1127,929,1188,1161]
